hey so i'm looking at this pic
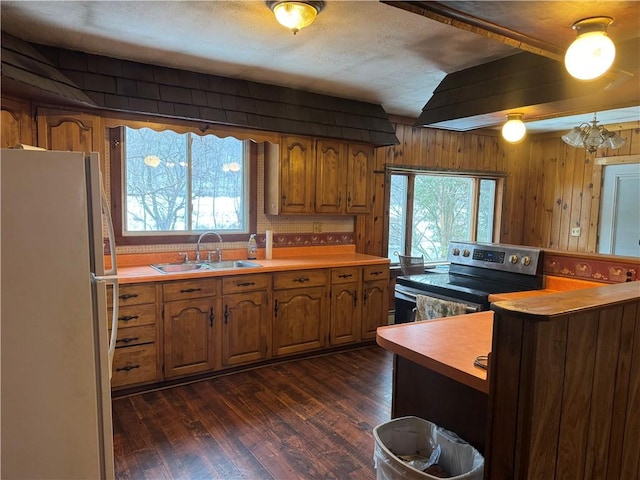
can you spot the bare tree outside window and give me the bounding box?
[124,127,246,234]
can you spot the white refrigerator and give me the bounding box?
[1,148,119,479]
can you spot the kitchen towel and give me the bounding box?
[415,294,467,321]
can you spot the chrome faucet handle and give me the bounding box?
[217,247,223,261]
[178,252,189,263]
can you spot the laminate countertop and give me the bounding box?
[112,249,389,285]
[376,312,493,394]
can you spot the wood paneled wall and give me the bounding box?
[360,119,640,257]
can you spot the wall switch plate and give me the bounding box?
[571,227,581,237]
[313,222,322,233]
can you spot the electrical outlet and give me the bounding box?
[571,227,581,237]
[313,222,322,233]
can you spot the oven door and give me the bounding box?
[394,284,484,324]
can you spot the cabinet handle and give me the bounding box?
[116,337,139,345]
[293,277,310,283]
[180,287,202,293]
[274,299,279,318]
[115,365,140,372]
[224,304,229,324]
[354,291,358,306]
[363,290,368,304]
[338,192,342,207]
[347,192,352,205]
[209,308,215,327]
[119,293,139,300]
[118,315,139,322]
[369,271,383,276]
[237,282,255,287]
[338,273,353,279]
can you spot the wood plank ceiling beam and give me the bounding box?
[381,1,565,61]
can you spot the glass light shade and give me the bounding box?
[144,155,160,167]
[602,132,626,149]
[565,31,616,80]
[561,127,584,147]
[272,1,319,34]
[502,116,526,143]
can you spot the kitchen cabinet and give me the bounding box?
[272,269,328,356]
[360,264,390,339]
[36,108,105,162]
[265,135,315,214]
[162,278,220,378]
[221,274,271,367]
[1,96,33,148]
[329,267,361,345]
[265,136,372,215]
[107,283,161,389]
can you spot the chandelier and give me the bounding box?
[561,113,626,153]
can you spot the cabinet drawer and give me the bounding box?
[112,325,155,348]
[331,267,361,284]
[273,269,327,289]
[363,264,389,281]
[108,303,156,329]
[222,274,270,294]
[108,283,156,306]
[163,279,219,302]
[111,344,157,388]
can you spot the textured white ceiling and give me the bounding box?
[1,1,638,131]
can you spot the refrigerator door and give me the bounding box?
[1,149,114,479]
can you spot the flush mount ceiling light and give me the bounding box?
[267,1,324,35]
[501,113,526,143]
[561,113,626,153]
[564,16,616,81]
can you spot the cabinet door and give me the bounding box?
[164,298,218,378]
[1,96,33,148]
[36,108,105,162]
[346,143,373,214]
[361,280,389,340]
[280,136,314,213]
[330,282,361,345]
[273,286,327,356]
[315,139,347,213]
[222,291,269,367]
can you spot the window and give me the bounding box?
[110,126,257,245]
[387,170,502,263]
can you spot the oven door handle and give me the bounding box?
[396,289,480,314]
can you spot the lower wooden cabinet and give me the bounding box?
[162,279,220,379]
[360,265,390,340]
[221,275,271,367]
[108,283,161,389]
[329,267,361,345]
[272,270,328,357]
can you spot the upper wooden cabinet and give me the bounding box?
[265,136,372,215]
[36,108,105,162]
[1,96,34,148]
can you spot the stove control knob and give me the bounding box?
[452,248,460,256]
[509,254,519,264]
[521,256,531,266]
[462,249,470,257]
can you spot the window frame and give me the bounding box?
[109,126,257,246]
[385,166,505,263]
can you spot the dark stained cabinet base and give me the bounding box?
[391,355,488,454]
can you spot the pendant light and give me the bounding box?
[502,113,526,143]
[561,113,626,153]
[564,17,616,81]
[267,1,324,35]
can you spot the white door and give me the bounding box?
[598,163,640,257]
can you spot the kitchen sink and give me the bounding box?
[150,260,261,274]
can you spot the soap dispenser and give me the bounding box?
[247,234,257,260]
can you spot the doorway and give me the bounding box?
[598,163,640,257]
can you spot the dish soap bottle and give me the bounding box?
[247,234,257,259]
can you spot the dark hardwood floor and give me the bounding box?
[112,346,393,479]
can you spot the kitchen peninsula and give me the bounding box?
[377,281,640,479]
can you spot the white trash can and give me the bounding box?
[373,416,484,480]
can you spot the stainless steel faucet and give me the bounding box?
[196,231,223,262]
